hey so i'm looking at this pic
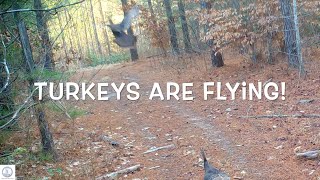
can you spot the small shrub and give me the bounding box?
[67,106,87,119]
[88,51,130,67]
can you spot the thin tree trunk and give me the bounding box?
[98,0,111,55]
[85,1,95,53]
[201,0,213,47]
[89,0,103,55]
[121,0,139,61]
[164,0,179,54]
[34,0,54,70]
[57,14,68,60]
[64,9,74,54]
[147,0,167,55]
[266,32,274,64]
[67,10,83,66]
[83,13,90,55]
[17,22,35,71]
[292,0,304,75]
[74,19,83,66]
[14,6,57,159]
[190,19,201,49]
[178,0,192,53]
[279,0,299,67]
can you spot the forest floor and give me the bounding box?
[11,50,320,179]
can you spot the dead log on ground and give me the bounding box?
[143,144,175,154]
[296,150,319,159]
[100,135,119,147]
[96,164,141,180]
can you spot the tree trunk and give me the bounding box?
[189,9,201,50]
[35,107,56,157]
[121,0,139,61]
[266,32,274,64]
[98,0,111,56]
[19,21,57,158]
[292,0,304,75]
[85,1,95,53]
[201,0,213,47]
[83,13,91,55]
[67,10,83,66]
[178,0,192,53]
[147,0,167,55]
[164,0,179,54]
[17,22,35,71]
[14,6,57,159]
[34,0,54,70]
[64,9,74,55]
[279,0,299,67]
[57,14,68,60]
[89,0,103,55]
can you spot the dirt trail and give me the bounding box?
[45,55,320,180]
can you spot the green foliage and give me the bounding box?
[26,69,72,82]
[88,51,130,67]
[46,101,63,113]
[0,147,28,164]
[0,108,11,120]
[106,52,131,64]
[46,101,87,119]
[0,131,11,145]
[0,146,56,165]
[47,168,63,177]
[87,51,106,66]
[36,151,55,162]
[13,147,28,155]
[68,106,87,119]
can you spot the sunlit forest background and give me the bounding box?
[0,0,320,179]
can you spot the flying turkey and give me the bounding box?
[107,5,139,49]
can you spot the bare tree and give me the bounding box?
[147,0,167,55]
[67,10,83,66]
[164,0,179,54]
[34,0,54,70]
[178,0,192,53]
[13,4,57,159]
[57,13,68,60]
[279,0,300,68]
[201,0,213,47]
[98,0,111,55]
[84,1,96,53]
[89,0,103,55]
[82,11,91,55]
[64,9,74,57]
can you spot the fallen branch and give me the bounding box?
[96,164,141,180]
[100,135,119,147]
[239,114,320,119]
[148,166,160,170]
[296,150,320,159]
[143,144,175,154]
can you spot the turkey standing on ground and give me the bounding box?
[201,149,230,180]
[107,5,139,49]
